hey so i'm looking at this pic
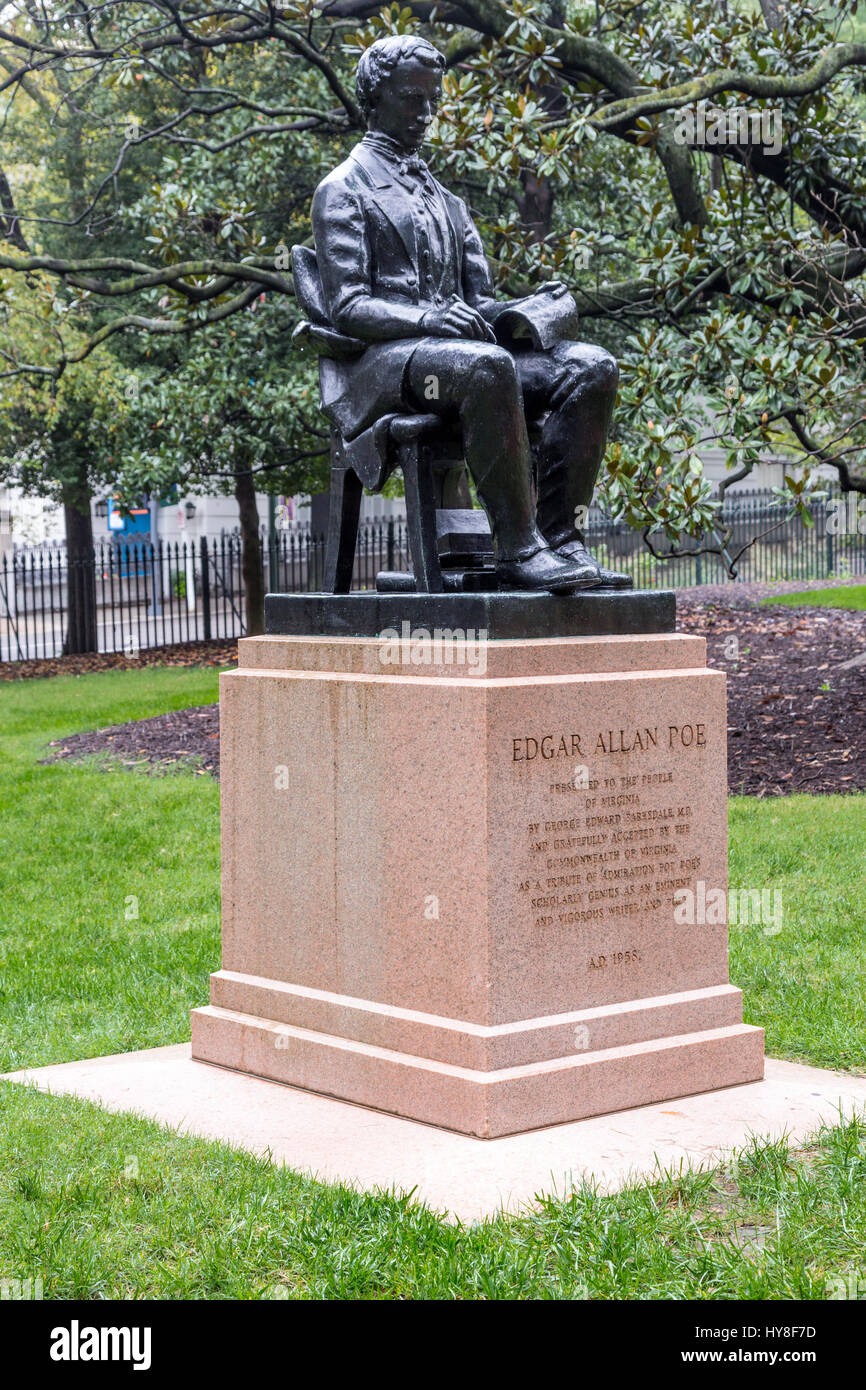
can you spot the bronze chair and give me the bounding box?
[291,245,495,594]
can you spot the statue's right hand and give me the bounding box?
[420,299,496,342]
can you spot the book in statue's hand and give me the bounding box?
[489,286,580,352]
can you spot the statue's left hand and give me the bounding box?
[533,279,569,299]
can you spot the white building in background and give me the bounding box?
[92,491,275,548]
[698,448,838,492]
[0,450,835,554]
[0,487,64,554]
[0,482,407,551]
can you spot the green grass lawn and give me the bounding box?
[0,666,223,1071]
[1,665,865,1299]
[729,795,866,1073]
[761,583,866,610]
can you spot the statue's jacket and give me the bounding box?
[311,138,497,457]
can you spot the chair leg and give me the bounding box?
[323,465,363,594]
[402,444,443,593]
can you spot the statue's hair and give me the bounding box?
[355,36,445,123]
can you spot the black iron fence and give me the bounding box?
[0,523,410,662]
[586,488,866,590]
[1,492,864,662]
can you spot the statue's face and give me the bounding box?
[368,58,441,152]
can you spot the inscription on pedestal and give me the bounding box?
[487,687,728,1018]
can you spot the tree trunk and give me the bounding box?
[759,0,784,28]
[234,464,265,636]
[516,169,555,245]
[515,79,565,245]
[63,494,98,654]
[0,165,29,252]
[55,65,99,657]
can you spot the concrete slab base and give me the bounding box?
[5,1047,866,1222]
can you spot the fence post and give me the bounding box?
[200,535,212,641]
[825,511,834,577]
[387,516,395,573]
[268,524,279,594]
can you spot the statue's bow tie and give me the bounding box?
[397,154,428,180]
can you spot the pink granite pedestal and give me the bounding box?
[190,629,763,1137]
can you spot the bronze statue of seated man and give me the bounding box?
[310,33,631,593]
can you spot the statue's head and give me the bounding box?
[356,35,445,152]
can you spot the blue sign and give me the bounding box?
[107,497,150,537]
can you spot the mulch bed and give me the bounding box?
[0,639,238,682]
[45,704,222,778]
[677,592,866,796]
[39,588,866,797]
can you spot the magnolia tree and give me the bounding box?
[1,0,865,590]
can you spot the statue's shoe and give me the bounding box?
[553,539,633,589]
[594,566,633,588]
[497,544,602,594]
